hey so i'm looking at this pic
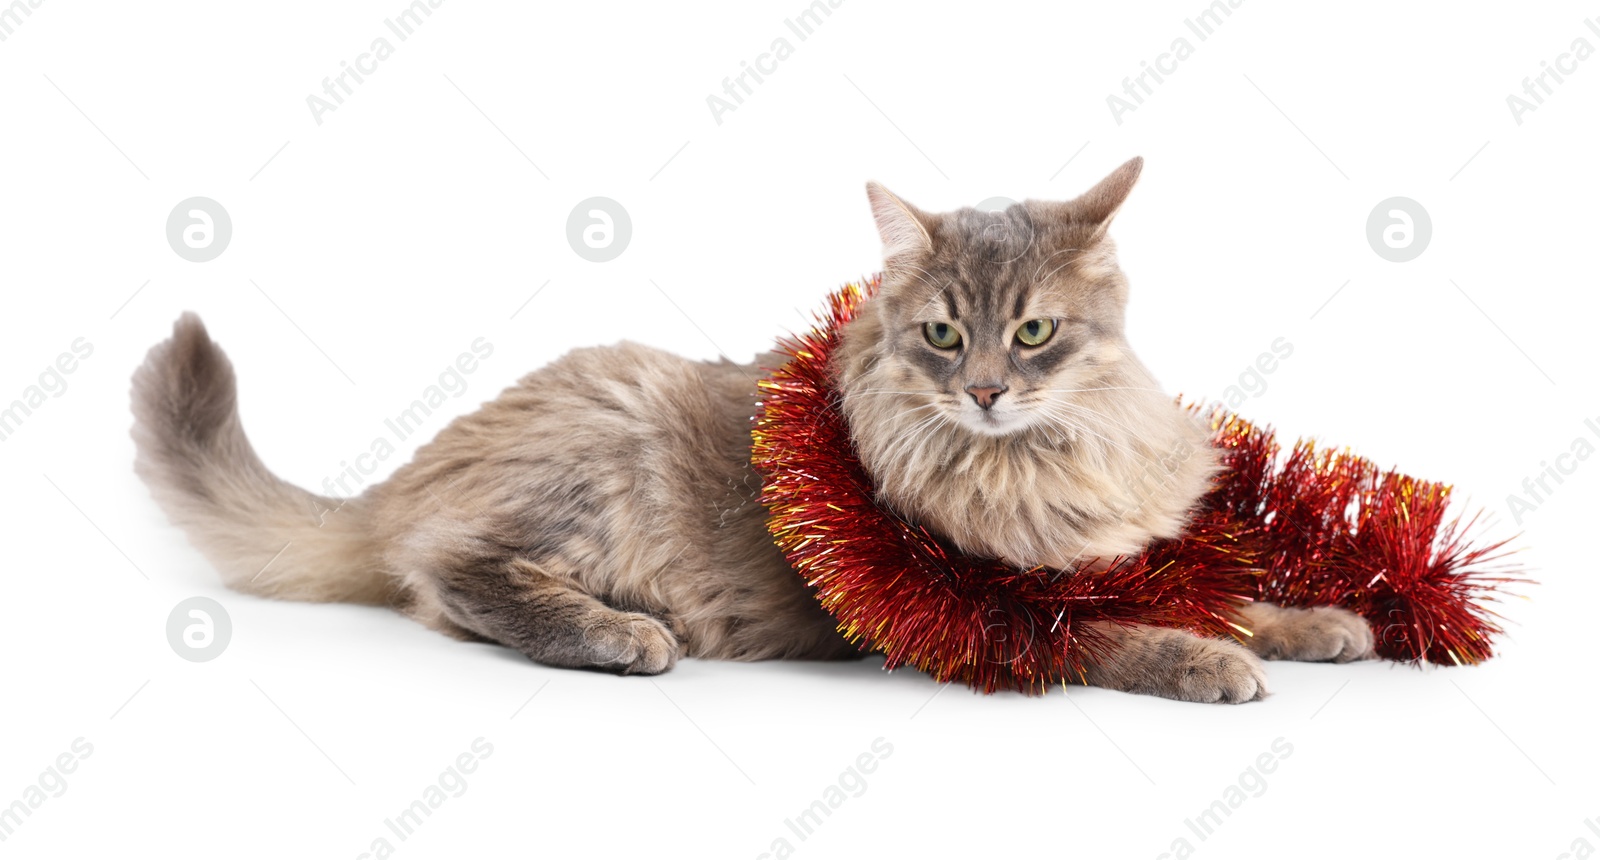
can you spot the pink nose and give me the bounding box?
[965,384,1007,410]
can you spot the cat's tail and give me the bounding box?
[130,313,394,605]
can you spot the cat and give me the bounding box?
[130,156,1371,704]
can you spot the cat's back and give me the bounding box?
[512,340,763,442]
[378,340,764,504]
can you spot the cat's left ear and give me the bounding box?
[866,182,934,270]
[1065,156,1144,232]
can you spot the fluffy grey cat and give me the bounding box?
[131,157,1371,704]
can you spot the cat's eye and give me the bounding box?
[1015,319,1056,347]
[924,322,962,349]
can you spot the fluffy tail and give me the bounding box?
[130,313,393,604]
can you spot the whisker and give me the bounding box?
[848,388,945,397]
[1031,386,1171,395]
[1031,401,1146,461]
[879,410,951,466]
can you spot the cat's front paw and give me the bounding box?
[1163,636,1270,704]
[585,613,681,675]
[1241,605,1374,663]
[1084,627,1268,704]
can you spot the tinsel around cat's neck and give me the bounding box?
[751,276,1528,694]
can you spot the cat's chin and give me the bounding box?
[957,410,1033,438]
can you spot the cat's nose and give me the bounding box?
[965,384,1008,410]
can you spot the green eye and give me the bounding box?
[924,322,962,349]
[1015,319,1055,347]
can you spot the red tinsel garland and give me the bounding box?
[752,278,1527,694]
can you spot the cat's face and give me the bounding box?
[835,158,1220,567]
[853,158,1144,439]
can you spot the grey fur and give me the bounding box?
[129,159,1371,699]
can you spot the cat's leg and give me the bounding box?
[1077,623,1269,703]
[432,554,680,675]
[1232,602,1374,663]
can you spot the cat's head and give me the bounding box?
[832,158,1220,567]
[836,157,1148,440]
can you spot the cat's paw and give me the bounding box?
[1243,605,1374,663]
[585,613,681,675]
[1084,627,1268,704]
[1163,636,1270,704]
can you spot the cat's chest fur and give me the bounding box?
[844,390,1220,572]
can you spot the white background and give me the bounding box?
[1,1,1596,857]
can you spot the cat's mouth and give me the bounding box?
[961,406,1030,437]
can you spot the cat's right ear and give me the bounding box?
[866,182,934,271]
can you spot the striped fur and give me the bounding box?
[129,159,1371,697]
